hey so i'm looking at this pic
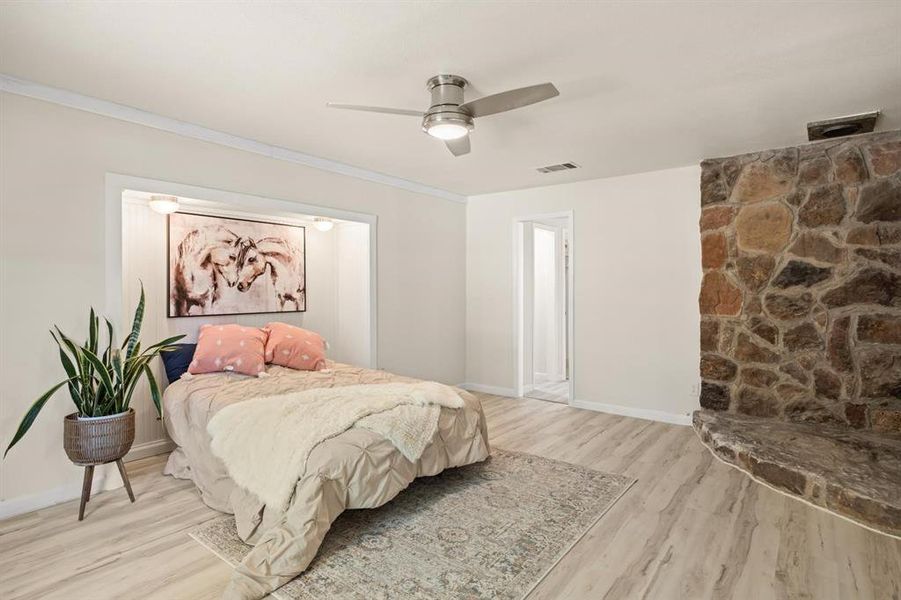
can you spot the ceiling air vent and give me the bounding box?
[536,162,580,174]
[807,111,879,141]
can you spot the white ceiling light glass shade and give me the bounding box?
[313,217,334,232]
[426,122,470,140]
[148,194,179,214]
[422,111,473,140]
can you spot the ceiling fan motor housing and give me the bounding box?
[422,74,474,135]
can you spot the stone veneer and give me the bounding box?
[698,130,901,431]
[693,410,901,537]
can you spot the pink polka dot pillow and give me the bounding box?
[189,324,268,377]
[263,322,327,371]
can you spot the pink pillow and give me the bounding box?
[263,322,326,371]
[189,324,268,377]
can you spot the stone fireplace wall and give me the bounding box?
[698,130,900,431]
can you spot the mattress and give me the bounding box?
[162,361,490,599]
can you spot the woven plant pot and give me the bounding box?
[63,409,135,466]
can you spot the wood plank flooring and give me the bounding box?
[1,393,899,599]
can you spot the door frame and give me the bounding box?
[512,210,575,404]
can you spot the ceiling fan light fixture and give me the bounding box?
[426,122,470,140]
[422,110,473,140]
[148,194,179,214]
[328,73,558,157]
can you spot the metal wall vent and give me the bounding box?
[807,111,879,141]
[536,162,579,174]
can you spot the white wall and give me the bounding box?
[333,222,372,368]
[0,93,465,507]
[466,165,702,422]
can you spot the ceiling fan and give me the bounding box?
[327,75,559,157]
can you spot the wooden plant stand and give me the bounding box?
[77,458,135,521]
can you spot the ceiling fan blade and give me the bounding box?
[326,103,423,117]
[459,83,559,118]
[445,135,471,157]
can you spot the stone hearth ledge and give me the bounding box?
[693,410,901,538]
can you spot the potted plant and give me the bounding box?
[4,286,184,520]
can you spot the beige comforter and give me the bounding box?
[163,362,490,599]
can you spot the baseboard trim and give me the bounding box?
[457,383,518,398]
[0,439,174,520]
[125,438,175,462]
[0,463,121,520]
[571,399,692,426]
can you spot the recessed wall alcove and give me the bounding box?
[107,174,377,457]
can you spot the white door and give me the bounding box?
[521,218,570,404]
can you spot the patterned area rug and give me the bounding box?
[190,449,635,600]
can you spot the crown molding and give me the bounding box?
[0,73,466,204]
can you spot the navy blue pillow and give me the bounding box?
[161,343,196,384]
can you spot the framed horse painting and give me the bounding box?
[167,212,306,317]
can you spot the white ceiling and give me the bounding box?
[2,2,899,196]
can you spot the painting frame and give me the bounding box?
[166,211,307,318]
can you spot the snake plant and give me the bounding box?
[4,285,185,457]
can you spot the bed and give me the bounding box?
[162,360,490,600]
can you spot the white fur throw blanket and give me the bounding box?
[207,382,464,512]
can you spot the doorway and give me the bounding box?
[514,212,574,404]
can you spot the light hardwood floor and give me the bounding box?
[2,393,899,600]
